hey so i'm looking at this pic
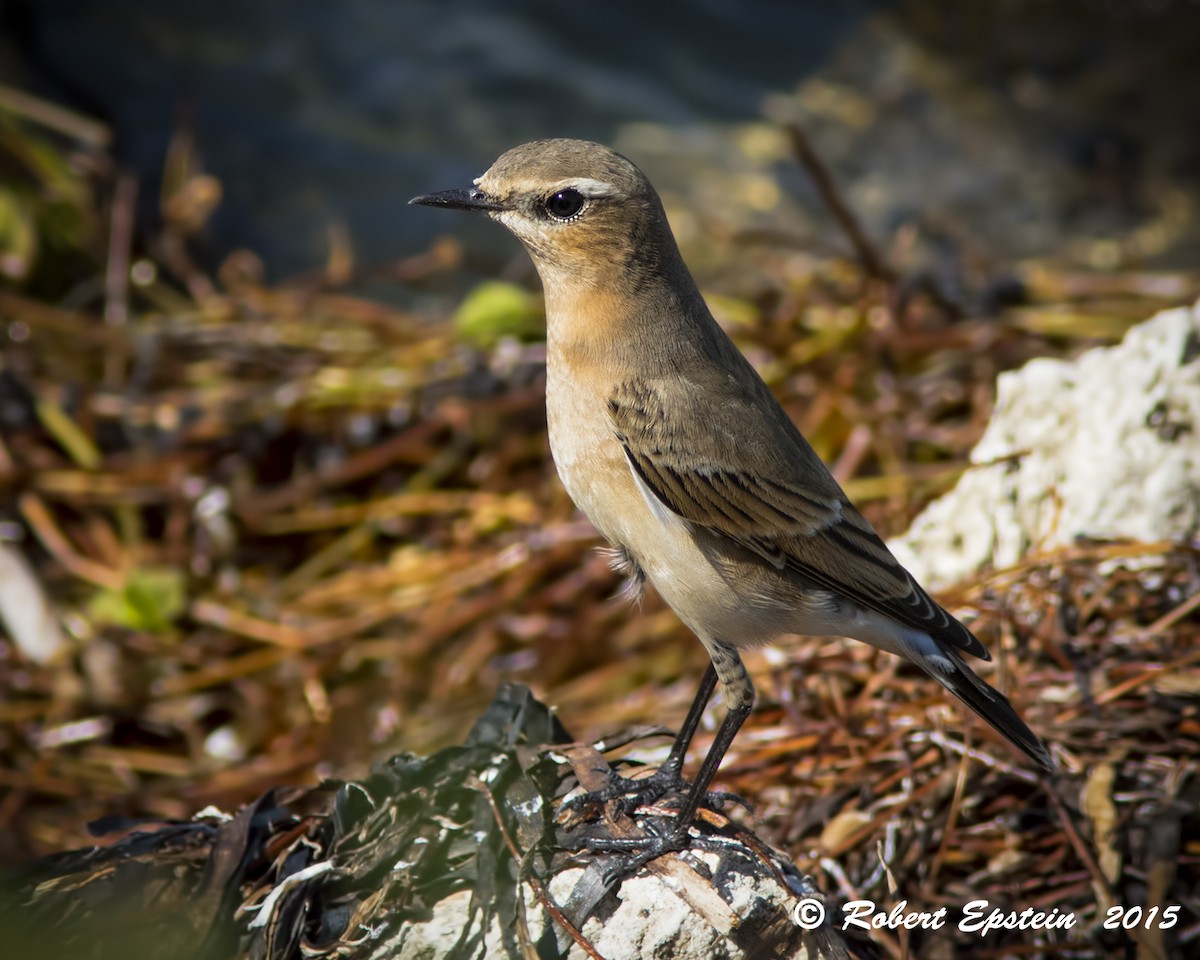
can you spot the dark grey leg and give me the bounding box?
[656,662,717,780]
[567,646,756,872]
[564,663,718,811]
[671,651,753,834]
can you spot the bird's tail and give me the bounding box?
[902,633,1054,771]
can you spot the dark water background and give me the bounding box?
[4,0,1200,279]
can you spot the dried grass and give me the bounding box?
[1,94,1198,956]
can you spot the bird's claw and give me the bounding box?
[562,764,686,816]
[561,817,692,884]
[563,763,753,823]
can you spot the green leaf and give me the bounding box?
[452,282,544,348]
[87,567,187,633]
[0,187,37,280]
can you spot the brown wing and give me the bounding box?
[608,376,989,660]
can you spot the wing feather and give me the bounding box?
[610,376,988,660]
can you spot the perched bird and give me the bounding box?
[412,139,1052,850]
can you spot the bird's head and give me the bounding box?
[411,139,677,289]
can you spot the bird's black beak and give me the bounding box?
[409,187,501,212]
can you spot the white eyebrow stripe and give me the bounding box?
[566,178,619,199]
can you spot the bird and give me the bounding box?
[411,138,1052,853]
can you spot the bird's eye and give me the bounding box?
[543,189,585,221]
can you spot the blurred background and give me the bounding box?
[6,0,1200,278]
[2,2,1200,955]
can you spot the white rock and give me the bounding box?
[0,542,67,663]
[388,863,824,960]
[890,301,1200,590]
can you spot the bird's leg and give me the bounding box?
[567,647,755,872]
[564,664,717,813]
[670,654,754,832]
[647,661,718,784]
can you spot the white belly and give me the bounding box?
[545,363,795,647]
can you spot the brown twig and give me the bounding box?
[103,172,138,386]
[785,123,895,282]
[0,83,111,147]
[1043,780,1165,960]
[476,778,607,960]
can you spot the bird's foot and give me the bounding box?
[562,763,684,817]
[563,763,749,820]
[562,807,754,884]
[560,773,753,884]
[563,818,692,878]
